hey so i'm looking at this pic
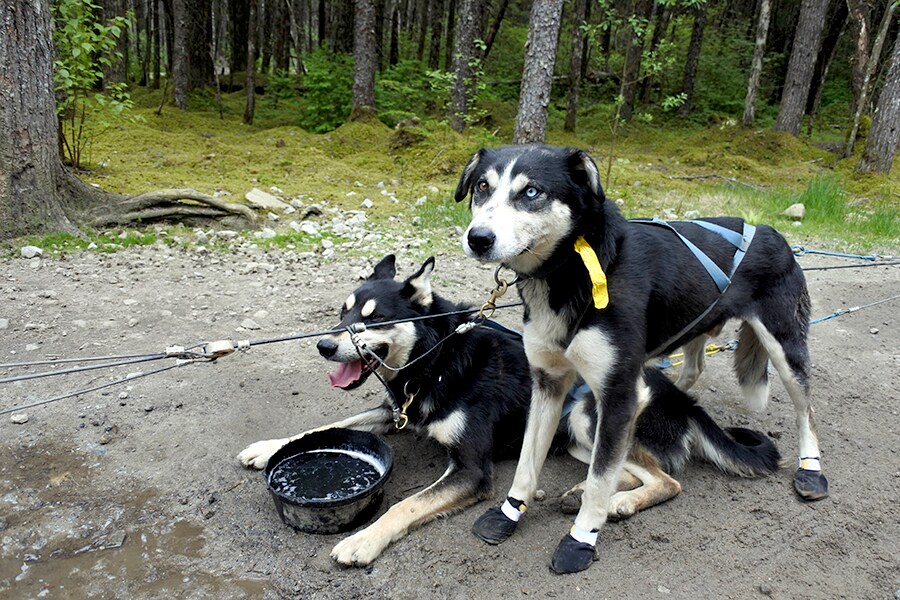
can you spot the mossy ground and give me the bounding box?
[58,85,900,255]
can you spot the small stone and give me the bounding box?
[759,583,773,596]
[98,434,111,445]
[683,209,701,219]
[25,344,39,351]
[321,239,334,250]
[657,585,670,594]
[241,318,261,330]
[299,221,319,236]
[254,228,277,240]
[87,242,98,250]
[10,414,29,424]
[534,489,546,502]
[784,203,805,221]
[360,198,373,209]
[128,318,139,328]
[894,589,900,600]
[245,188,289,211]
[143,405,154,412]
[0,318,8,330]
[415,196,427,206]
[869,327,879,335]
[104,530,126,549]
[21,245,43,258]
[216,230,239,239]
[118,391,129,400]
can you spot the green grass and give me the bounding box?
[10,83,898,255]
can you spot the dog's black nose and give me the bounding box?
[316,338,338,358]
[467,227,496,254]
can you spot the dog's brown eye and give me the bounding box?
[476,180,488,192]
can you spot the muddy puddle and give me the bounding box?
[0,441,267,600]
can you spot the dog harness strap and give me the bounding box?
[500,497,527,522]
[639,218,731,293]
[573,236,610,309]
[569,525,599,546]
[688,219,745,248]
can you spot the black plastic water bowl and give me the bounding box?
[263,428,394,534]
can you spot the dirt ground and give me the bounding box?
[1,239,898,600]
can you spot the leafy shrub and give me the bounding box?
[52,0,135,168]
[297,50,352,133]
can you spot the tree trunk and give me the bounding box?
[449,0,482,132]
[101,0,129,87]
[678,0,709,117]
[244,0,258,124]
[564,0,588,133]
[846,0,872,118]
[332,0,354,53]
[845,0,898,157]
[188,0,213,88]
[389,2,400,66]
[444,0,456,71]
[317,0,326,48]
[804,1,848,135]
[639,2,672,103]
[774,0,828,136]
[742,0,770,126]
[172,0,190,107]
[481,0,509,62]
[857,22,900,174]
[351,0,377,120]
[427,0,443,70]
[618,0,654,122]
[374,0,385,69]
[1,0,76,238]
[152,0,161,88]
[513,0,564,144]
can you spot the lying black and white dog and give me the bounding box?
[456,144,827,574]
[238,254,779,567]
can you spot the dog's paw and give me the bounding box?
[559,485,584,515]
[607,491,638,521]
[331,527,388,567]
[236,438,288,470]
[794,469,829,501]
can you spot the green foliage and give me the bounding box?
[297,50,352,133]
[52,0,135,168]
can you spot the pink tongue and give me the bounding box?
[328,360,364,388]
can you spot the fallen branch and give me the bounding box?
[665,173,762,192]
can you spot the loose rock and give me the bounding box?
[10,413,29,424]
[21,246,43,259]
[784,203,805,221]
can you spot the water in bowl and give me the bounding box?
[268,448,385,503]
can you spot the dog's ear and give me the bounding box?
[403,256,435,306]
[454,149,487,202]
[566,149,605,203]
[370,254,397,280]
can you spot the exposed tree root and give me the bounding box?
[88,188,257,228]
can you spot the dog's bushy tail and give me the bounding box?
[688,406,781,477]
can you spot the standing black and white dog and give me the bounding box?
[238,254,780,567]
[455,145,827,574]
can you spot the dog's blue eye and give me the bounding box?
[524,187,539,198]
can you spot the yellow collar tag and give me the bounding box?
[573,236,609,309]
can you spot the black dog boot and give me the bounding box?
[472,497,525,545]
[550,527,598,574]
[794,467,829,501]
